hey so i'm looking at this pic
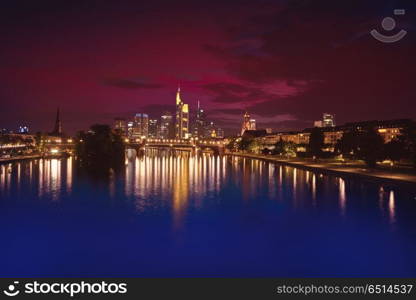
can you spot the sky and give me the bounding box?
[0,0,415,135]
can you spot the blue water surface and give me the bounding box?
[1,152,416,277]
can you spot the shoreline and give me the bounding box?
[227,152,416,186]
[0,154,71,165]
[0,154,42,164]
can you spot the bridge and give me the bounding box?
[125,138,226,154]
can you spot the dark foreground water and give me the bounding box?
[1,150,416,277]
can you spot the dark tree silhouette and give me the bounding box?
[335,129,360,158]
[308,127,324,158]
[75,124,125,172]
[237,135,255,152]
[384,139,404,163]
[272,138,296,156]
[399,123,416,168]
[356,128,384,168]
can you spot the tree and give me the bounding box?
[237,135,255,152]
[75,124,125,172]
[261,148,271,155]
[308,127,324,158]
[335,129,360,158]
[399,122,416,168]
[356,128,384,168]
[272,138,296,157]
[272,138,285,155]
[384,139,404,163]
[225,137,238,152]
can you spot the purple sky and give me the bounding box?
[0,0,415,135]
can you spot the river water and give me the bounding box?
[1,150,416,277]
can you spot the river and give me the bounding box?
[1,150,416,277]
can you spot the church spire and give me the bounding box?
[51,107,62,136]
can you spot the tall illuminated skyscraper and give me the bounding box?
[131,113,149,138]
[241,111,257,135]
[114,118,127,136]
[160,112,174,139]
[323,113,335,127]
[148,119,158,138]
[193,100,205,138]
[175,86,189,139]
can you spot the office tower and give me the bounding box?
[148,119,158,138]
[241,112,251,135]
[131,113,149,138]
[175,86,189,139]
[216,127,224,138]
[241,112,256,135]
[18,126,29,134]
[193,100,205,138]
[323,113,335,127]
[249,118,256,130]
[160,112,174,139]
[314,120,323,128]
[114,118,127,136]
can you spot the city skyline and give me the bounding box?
[1,0,415,135]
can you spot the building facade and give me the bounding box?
[192,100,205,138]
[148,119,159,138]
[175,87,189,139]
[130,113,149,139]
[160,112,174,139]
[241,112,256,135]
[114,118,127,136]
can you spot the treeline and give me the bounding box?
[75,124,125,172]
[227,124,416,168]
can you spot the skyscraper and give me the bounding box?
[175,86,189,139]
[114,118,127,136]
[249,118,256,131]
[50,107,62,136]
[148,119,159,138]
[160,112,174,139]
[241,111,255,135]
[241,112,250,135]
[193,100,205,138]
[323,113,335,127]
[131,113,149,138]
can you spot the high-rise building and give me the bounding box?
[313,120,323,128]
[148,119,158,138]
[114,118,127,136]
[175,86,189,139]
[241,112,250,135]
[314,113,335,128]
[204,122,224,139]
[323,113,335,127]
[193,100,205,138]
[249,119,256,131]
[241,112,256,135]
[50,107,62,136]
[18,126,29,134]
[160,112,174,139]
[131,113,149,138]
[216,127,224,139]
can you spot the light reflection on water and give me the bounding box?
[1,151,416,277]
[0,153,410,229]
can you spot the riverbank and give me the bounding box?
[227,152,416,185]
[0,154,42,164]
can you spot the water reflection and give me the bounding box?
[339,178,346,215]
[0,153,408,230]
[389,190,396,224]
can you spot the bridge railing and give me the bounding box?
[125,138,225,147]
